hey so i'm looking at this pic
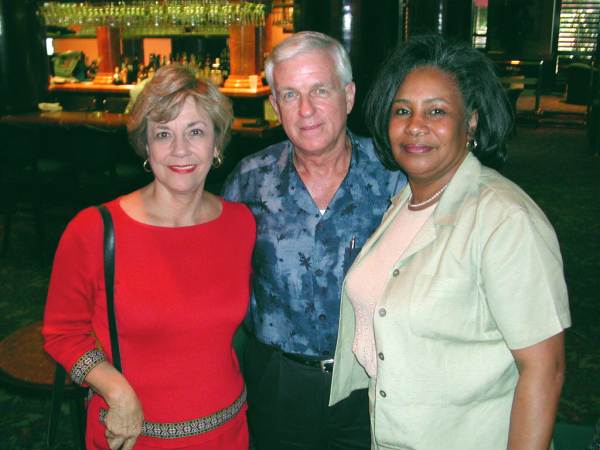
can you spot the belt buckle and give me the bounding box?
[320,358,334,373]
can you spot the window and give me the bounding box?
[472,0,488,49]
[557,0,600,72]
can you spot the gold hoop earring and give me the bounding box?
[212,153,223,168]
[143,159,152,173]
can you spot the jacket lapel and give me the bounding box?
[352,153,482,269]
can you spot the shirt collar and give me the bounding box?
[279,129,358,213]
[391,152,482,226]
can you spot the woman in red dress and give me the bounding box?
[43,65,255,450]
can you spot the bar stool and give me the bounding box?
[0,321,87,450]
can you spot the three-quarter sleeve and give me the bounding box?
[42,207,107,385]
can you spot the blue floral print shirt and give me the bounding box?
[222,131,406,357]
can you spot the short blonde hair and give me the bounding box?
[127,64,233,158]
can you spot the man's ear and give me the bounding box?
[345,82,356,115]
[269,94,282,122]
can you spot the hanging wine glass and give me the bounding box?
[40,1,266,32]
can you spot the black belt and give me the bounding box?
[254,338,334,373]
[282,352,334,373]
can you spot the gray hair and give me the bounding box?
[265,31,353,95]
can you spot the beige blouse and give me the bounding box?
[345,201,434,377]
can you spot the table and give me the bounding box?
[496,59,544,113]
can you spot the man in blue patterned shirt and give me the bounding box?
[223,31,405,450]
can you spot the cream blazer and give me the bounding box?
[330,153,571,450]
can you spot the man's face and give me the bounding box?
[269,50,355,158]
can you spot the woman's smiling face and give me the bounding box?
[388,66,477,189]
[146,96,217,196]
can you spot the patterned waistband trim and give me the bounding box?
[99,386,246,439]
[71,349,106,385]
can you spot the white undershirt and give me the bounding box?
[345,201,435,378]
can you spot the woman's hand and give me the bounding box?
[84,361,144,450]
[508,332,565,450]
[104,387,143,450]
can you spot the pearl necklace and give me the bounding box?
[408,184,448,211]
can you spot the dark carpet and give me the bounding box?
[0,124,599,449]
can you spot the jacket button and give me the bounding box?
[378,308,386,317]
[378,352,384,360]
[380,390,387,398]
[392,268,400,277]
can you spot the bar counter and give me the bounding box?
[0,111,280,138]
[47,81,272,121]
[49,82,272,98]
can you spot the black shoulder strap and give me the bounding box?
[97,205,122,373]
[48,205,122,446]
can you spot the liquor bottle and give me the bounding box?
[149,54,157,70]
[127,57,136,84]
[189,54,202,79]
[219,47,230,82]
[144,54,158,78]
[203,55,211,79]
[113,66,122,85]
[86,59,98,80]
[210,57,223,86]
[120,62,128,85]
[137,63,145,83]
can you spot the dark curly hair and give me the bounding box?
[364,34,513,170]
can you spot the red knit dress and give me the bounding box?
[43,198,255,449]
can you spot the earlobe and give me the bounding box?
[212,148,223,168]
[466,112,479,151]
[467,111,479,136]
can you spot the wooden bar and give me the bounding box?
[47,82,272,119]
[0,111,280,138]
[49,82,271,98]
[49,83,134,95]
